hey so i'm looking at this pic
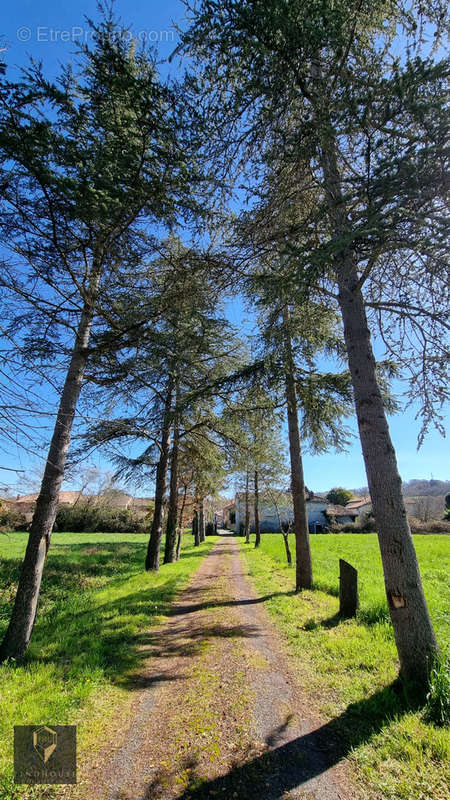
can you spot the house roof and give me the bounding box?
[233,489,327,505]
[14,491,157,511]
[346,496,371,509]
[326,504,359,517]
[16,491,82,505]
[15,493,39,504]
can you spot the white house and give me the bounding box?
[223,490,329,534]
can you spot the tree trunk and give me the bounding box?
[199,498,206,543]
[318,107,437,687]
[145,377,174,571]
[282,306,313,590]
[244,469,250,543]
[164,392,179,565]
[192,510,200,547]
[176,484,188,560]
[175,528,182,560]
[282,532,292,566]
[0,268,101,663]
[254,469,261,548]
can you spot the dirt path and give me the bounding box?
[74,535,355,800]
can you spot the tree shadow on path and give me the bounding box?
[142,680,417,800]
[171,591,294,616]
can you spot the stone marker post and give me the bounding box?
[339,559,359,617]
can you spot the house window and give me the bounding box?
[229,510,236,524]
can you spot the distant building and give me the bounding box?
[325,504,360,524]
[345,496,372,516]
[5,491,84,524]
[4,490,155,523]
[15,491,82,508]
[223,490,329,534]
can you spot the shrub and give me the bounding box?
[445,492,450,520]
[326,487,353,506]
[408,516,450,534]
[205,521,216,536]
[0,506,28,531]
[425,656,450,727]
[329,515,450,535]
[55,503,148,533]
[325,512,376,533]
[357,512,377,532]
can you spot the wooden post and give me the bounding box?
[339,559,359,617]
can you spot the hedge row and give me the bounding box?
[0,503,150,533]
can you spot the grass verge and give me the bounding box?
[0,531,217,800]
[239,533,449,800]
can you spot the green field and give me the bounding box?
[240,533,450,800]
[0,531,217,800]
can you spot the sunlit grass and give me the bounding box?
[239,533,450,800]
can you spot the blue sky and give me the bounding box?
[0,1,448,497]
[1,0,183,78]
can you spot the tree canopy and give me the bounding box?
[326,487,353,506]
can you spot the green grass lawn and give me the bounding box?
[240,533,450,800]
[0,531,217,800]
